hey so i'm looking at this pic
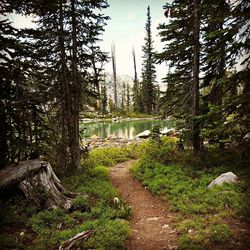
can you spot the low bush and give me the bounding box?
[1,148,132,250]
[130,138,250,249]
[82,147,133,168]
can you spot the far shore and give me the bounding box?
[79,116,169,124]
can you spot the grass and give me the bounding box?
[130,137,250,249]
[0,147,134,250]
[82,147,133,167]
[1,139,249,249]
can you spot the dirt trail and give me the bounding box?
[109,160,178,250]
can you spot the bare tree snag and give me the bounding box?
[0,160,76,210]
[111,42,117,107]
[59,230,92,250]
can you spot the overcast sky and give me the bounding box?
[101,0,172,83]
[10,0,172,83]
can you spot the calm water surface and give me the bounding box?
[81,119,174,139]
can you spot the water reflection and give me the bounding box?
[81,119,173,139]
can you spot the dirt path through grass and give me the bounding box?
[109,160,178,250]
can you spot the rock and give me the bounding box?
[20,232,25,237]
[243,132,250,142]
[137,130,151,138]
[169,246,178,250]
[207,172,238,188]
[162,224,169,229]
[160,127,175,135]
[90,134,99,139]
[146,217,162,221]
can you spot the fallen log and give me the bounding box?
[0,160,76,210]
[59,230,92,250]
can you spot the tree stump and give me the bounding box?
[0,160,76,210]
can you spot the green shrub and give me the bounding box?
[72,195,91,212]
[179,234,205,250]
[82,219,131,249]
[29,208,74,233]
[82,147,132,168]
[210,224,232,243]
[0,235,24,249]
[131,139,249,248]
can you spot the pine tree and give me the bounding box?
[121,82,126,111]
[0,1,48,167]
[157,0,249,152]
[200,0,250,148]
[126,84,130,112]
[157,0,194,119]
[141,6,157,114]
[101,79,108,115]
[157,0,201,150]
[132,47,140,112]
[200,0,232,148]
[3,0,110,172]
[192,0,201,152]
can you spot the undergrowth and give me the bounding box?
[0,148,133,250]
[130,137,250,249]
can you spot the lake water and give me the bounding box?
[81,119,174,139]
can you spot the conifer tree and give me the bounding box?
[121,82,126,111]
[157,0,201,150]
[158,0,249,152]
[200,0,250,146]
[200,0,232,147]
[141,6,157,114]
[132,47,140,112]
[1,0,109,172]
[126,84,130,112]
[0,2,47,167]
[101,81,108,115]
[157,1,194,120]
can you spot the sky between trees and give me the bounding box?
[9,0,172,84]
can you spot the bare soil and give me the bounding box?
[109,160,178,250]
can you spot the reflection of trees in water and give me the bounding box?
[81,120,173,138]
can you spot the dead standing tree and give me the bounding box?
[111,42,118,107]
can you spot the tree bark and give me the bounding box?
[70,0,81,170]
[111,43,117,107]
[0,100,8,168]
[192,0,201,152]
[58,0,71,170]
[0,160,77,210]
[132,47,139,112]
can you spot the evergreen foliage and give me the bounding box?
[157,0,250,151]
[140,6,157,114]
[0,0,109,172]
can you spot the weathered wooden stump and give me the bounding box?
[0,160,76,210]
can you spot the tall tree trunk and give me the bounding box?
[0,101,8,168]
[132,47,139,112]
[192,0,201,152]
[111,43,117,107]
[70,0,81,170]
[59,0,70,170]
[132,47,138,83]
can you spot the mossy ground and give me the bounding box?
[0,148,134,250]
[130,137,250,249]
[1,139,249,249]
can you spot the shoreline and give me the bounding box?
[79,116,163,124]
[82,137,147,150]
